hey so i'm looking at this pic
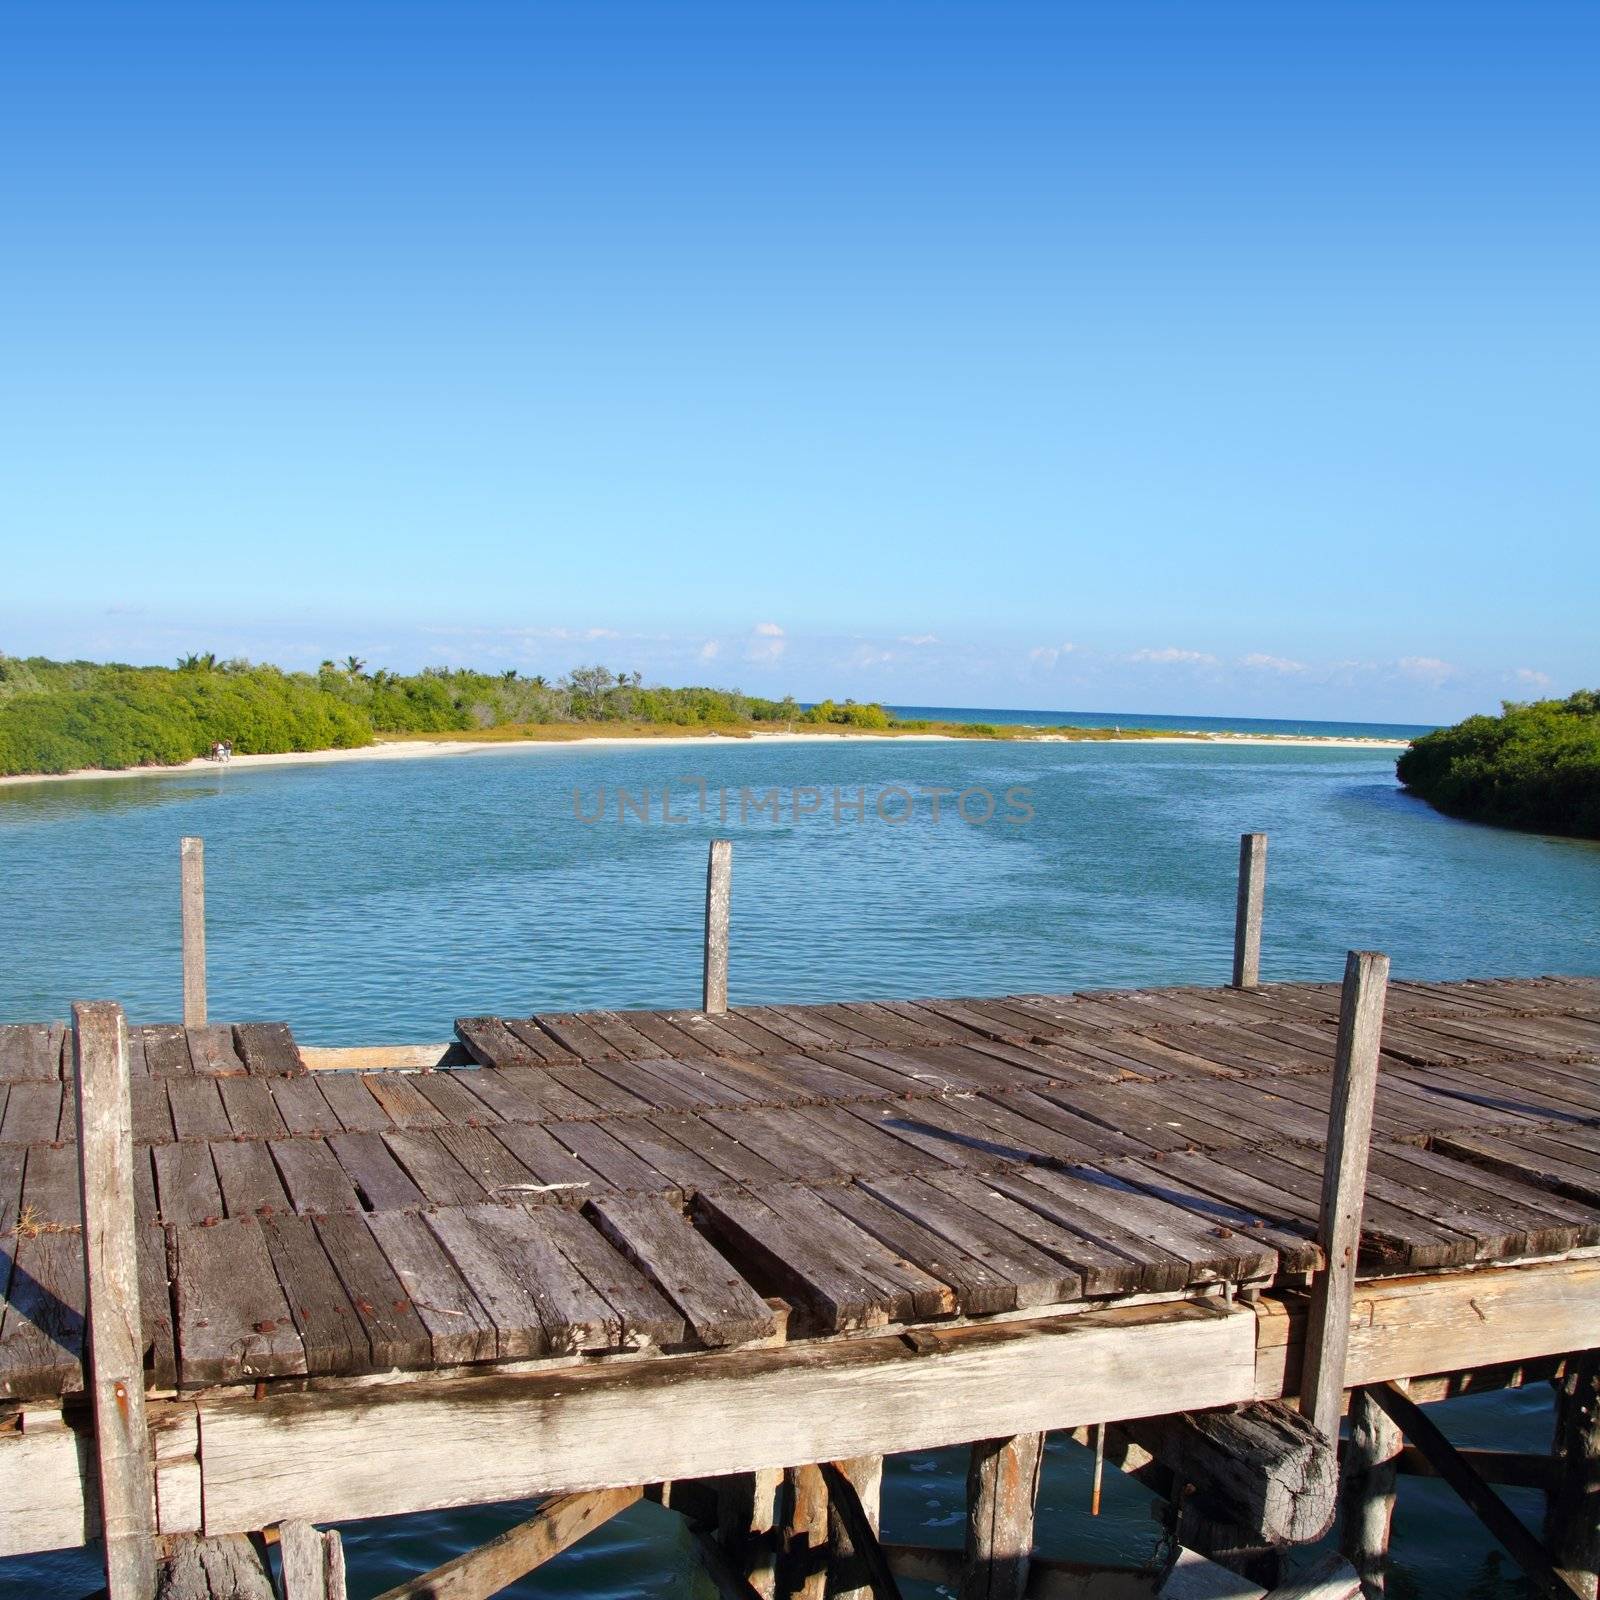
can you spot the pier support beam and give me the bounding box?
[1367,1381,1583,1600]
[1547,1352,1600,1600]
[73,1001,158,1600]
[1340,1387,1403,1597]
[180,836,207,1027]
[704,838,732,1014]
[1301,950,1389,1450]
[1122,1401,1336,1550]
[778,1465,829,1600]
[828,1456,884,1600]
[961,1433,1045,1600]
[1232,832,1267,988]
[155,1536,275,1600]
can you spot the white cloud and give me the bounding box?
[1513,667,1552,687]
[1240,652,1306,674]
[1397,655,1456,687]
[1130,646,1219,666]
[584,627,620,640]
[851,645,893,667]
[1028,643,1078,668]
[898,633,940,647]
[745,623,787,662]
[698,640,720,661]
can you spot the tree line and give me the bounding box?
[0,655,893,776]
[1397,690,1600,839]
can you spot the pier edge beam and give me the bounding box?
[73,1001,159,1600]
[180,836,206,1027]
[1231,831,1267,988]
[1341,1385,1405,1597]
[1301,949,1389,1450]
[1547,1351,1600,1600]
[704,838,732,1015]
[960,1433,1045,1600]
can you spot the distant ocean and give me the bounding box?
[883,705,1436,741]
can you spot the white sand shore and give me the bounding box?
[0,727,1411,788]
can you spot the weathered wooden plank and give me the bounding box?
[234,1023,304,1076]
[197,1298,1256,1533]
[0,1141,86,1398]
[210,1140,292,1218]
[216,1076,286,1137]
[173,1218,307,1383]
[153,1142,224,1227]
[381,1130,491,1206]
[313,1213,433,1370]
[268,1075,343,1135]
[165,1077,232,1141]
[259,1212,371,1375]
[586,1192,778,1346]
[142,1024,195,1077]
[327,1132,426,1211]
[0,1080,65,1144]
[269,1138,364,1215]
[186,1025,246,1076]
[536,1206,687,1348]
[0,1023,64,1082]
[366,1210,498,1366]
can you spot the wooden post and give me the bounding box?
[703,838,732,1015]
[180,836,207,1027]
[1368,1381,1584,1600]
[829,1456,884,1600]
[820,1461,903,1600]
[1300,950,1389,1446]
[73,1000,158,1600]
[1341,1386,1404,1597]
[1547,1352,1600,1600]
[961,1434,1044,1600]
[778,1465,829,1600]
[1232,832,1267,988]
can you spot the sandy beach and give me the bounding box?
[0,727,1411,788]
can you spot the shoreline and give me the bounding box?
[0,727,1410,788]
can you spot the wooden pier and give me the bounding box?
[3,843,1599,1598]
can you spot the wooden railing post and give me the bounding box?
[704,839,732,1015]
[1301,950,1389,1445]
[180,836,207,1027]
[1231,832,1267,988]
[73,1001,157,1600]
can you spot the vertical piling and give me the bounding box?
[1231,832,1267,988]
[704,839,732,1015]
[960,1433,1044,1600]
[1547,1351,1600,1600]
[1341,1385,1405,1596]
[829,1456,884,1600]
[180,836,207,1027]
[73,1001,158,1600]
[1301,950,1389,1445]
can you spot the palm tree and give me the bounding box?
[176,652,217,671]
[343,655,367,678]
[501,668,518,683]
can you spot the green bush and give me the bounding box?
[1396,692,1600,839]
[0,654,886,776]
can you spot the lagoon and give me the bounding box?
[3,735,1597,1596]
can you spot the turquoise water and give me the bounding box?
[2,736,1595,1597]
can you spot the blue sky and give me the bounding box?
[2,2,1594,723]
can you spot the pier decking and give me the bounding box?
[3,976,1599,1402]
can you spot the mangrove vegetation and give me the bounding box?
[1397,691,1600,839]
